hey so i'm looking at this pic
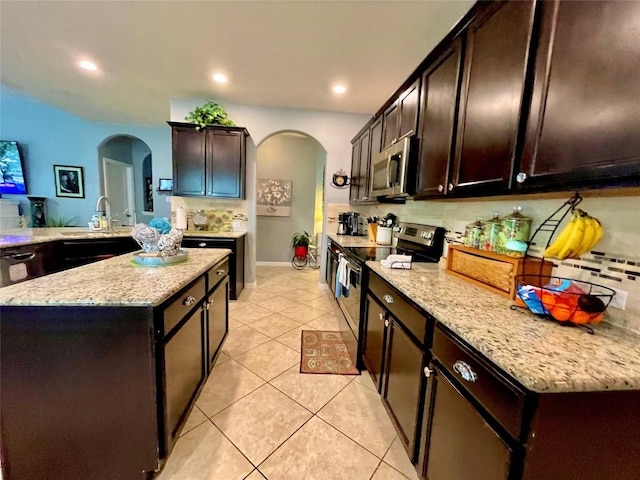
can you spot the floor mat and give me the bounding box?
[300,330,359,375]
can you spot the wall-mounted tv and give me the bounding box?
[0,141,28,195]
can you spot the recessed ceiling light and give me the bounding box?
[213,73,228,84]
[78,60,98,71]
[332,85,347,94]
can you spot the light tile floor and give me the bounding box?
[157,265,420,480]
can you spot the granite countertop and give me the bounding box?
[0,248,230,307]
[0,227,246,248]
[327,232,382,248]
[367,261,640,394]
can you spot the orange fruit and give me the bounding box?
[588,313,604,324]
[552,302,573,321]
[540,291,557,313]
[570,310,591,324]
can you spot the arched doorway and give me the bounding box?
[97,135,153,226]
[255,131,327,264]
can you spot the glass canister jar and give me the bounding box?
[464,217,484,248]
[479,212,502,252]
[499,206,532,257]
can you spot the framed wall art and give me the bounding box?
[53,165,85,198]
[257,178,292,216]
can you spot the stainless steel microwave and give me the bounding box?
[370,137,412,197]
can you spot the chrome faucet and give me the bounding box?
[95,195,112,231]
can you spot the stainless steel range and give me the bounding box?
[331,223,446,353]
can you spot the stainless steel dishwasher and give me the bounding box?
[0,243,55,287]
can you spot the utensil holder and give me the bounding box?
[367,223,378,242]
[376,226,392,245]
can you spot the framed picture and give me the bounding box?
[53,165,85,198]
[257,178,292,216]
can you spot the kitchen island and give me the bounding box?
[364,261,640,480]
[0,248,231,480]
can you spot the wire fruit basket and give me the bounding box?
[513,193,615,333]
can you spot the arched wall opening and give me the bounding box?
[255,130,327,263]
[97,134,153,225]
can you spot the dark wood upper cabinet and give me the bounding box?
[169,122,247,199]
[349,140,360,203]
[382,79,421,151]
[415,39,464,198]
[205,129,245,198]
[171,124,207,196]
[519,0,640,190]
[382,103,400,151]
[358,130,371,201]
[370,116,383,159]
[451,0,536,196]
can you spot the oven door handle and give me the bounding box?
[345,262,361,275]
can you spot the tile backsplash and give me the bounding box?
[170,197,248,232]
[354,192,640,333]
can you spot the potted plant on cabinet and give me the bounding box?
[291,232,310,258]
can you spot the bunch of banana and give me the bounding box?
[543,209,604,260]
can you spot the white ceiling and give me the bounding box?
[0,1,475,126]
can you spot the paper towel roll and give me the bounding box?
[176,207,187,230]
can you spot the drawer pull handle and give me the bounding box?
[424,367,433,378]
[383,294,394,304]
[199,242,207,247]
[216,269,226,275]
[379,313,385,321]
[453,360,478,382]
[183,295,197,306]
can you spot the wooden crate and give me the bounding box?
[446,245,553,299]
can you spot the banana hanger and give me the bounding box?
[512,192,599,334]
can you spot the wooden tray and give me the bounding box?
[446,245,553,299]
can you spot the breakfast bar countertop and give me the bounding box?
[0,227,246,248]
[367,261,640,394]
[0,248,230,307]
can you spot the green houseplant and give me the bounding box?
[291,232,310,257]
[184,101,236,130]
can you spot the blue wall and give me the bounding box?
[0,84,172,224]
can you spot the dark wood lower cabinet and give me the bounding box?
[362,294,387,391]
[362,275,640,480]
[163,306,205,444]
[182,236,244,300]
[207,276,228,370]
[421,364,514,480]
[0,257,230,479]
[382,319,425,461]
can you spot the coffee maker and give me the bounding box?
[337,212,350,235]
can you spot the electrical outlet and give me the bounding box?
[609,287,628,310]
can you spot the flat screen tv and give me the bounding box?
[0,141,28,195]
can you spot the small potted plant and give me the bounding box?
[184,101,236,130]
[291,232,310,258]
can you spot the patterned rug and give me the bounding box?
[300,330,359,375]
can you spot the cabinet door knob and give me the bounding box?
[383,294,394,304]
[448,183,454,191]
[379,312,385,321]
[216,269,226,276]
[453,360,478,382]
[384,319,390,328]
[437,184,444,193]
[183,295,197,306]
[423,367,433,378]
[516,172,528,183]
[200,191,205,195]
